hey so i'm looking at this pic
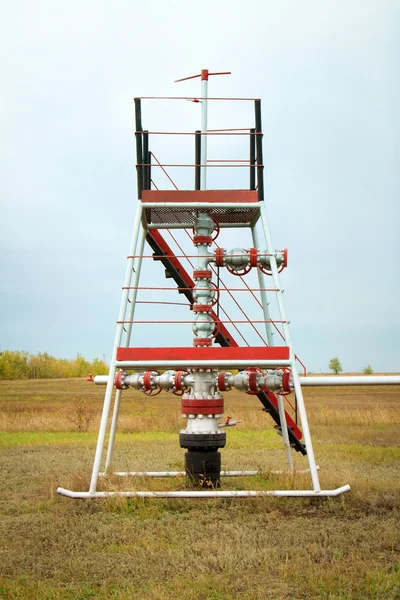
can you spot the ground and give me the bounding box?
[0,378,399,599]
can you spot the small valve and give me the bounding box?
[218,416,242,428]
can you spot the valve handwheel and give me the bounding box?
[143,370,162,396]
[276,367,292,396]
[245,367,265,395]
[173,370,189,396]
[210,216,220,241]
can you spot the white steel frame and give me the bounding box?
[57,196,354,499]
[57,67,400,500]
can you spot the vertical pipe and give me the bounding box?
[134,98,143,199]
[254,100,264,202]
[251,225,274,346]
[195,130,201,190]
[249,127,256,190]
[258,201,321,492]
[200,75,208,190]
[143,130,149,191]
[89,202,144,494]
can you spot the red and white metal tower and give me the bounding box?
[58,71,397,499]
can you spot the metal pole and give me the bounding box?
[250,127,256,190]
[147,150,152,190]
[251,225,274,345]
[258,200,321,492]
[200,70,208,190]
[134,98,143,199]
[143,130,149,191]
[89,202,143,495]
[195,130,201,190]
[254,100,264,202]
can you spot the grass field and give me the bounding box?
[0,377,399,599]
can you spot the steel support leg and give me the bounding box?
[104,227,146,473]
[258,202,321,492]
[89,202,143,495]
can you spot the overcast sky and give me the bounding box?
[1,0,399,372]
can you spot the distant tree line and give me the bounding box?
[0,350,108,380]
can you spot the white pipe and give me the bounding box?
[201,75,208,190]
[57,485,351,498]
[115,359,291,369]
[300,376,400,386]
[94,373,400,388]
[88,203,143,495]
[251,225,274,345]
[147,223,250,229]
[93,376,109,385]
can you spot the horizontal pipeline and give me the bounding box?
[299,375,400,386]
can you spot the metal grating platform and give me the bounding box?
[144,205,260,226]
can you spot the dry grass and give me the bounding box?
[0,377,399,599]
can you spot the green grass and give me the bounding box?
[0,378,399,599]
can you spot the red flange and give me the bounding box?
[193,235,213,245]
[248,371,259,394]
[193,304,212,313]
[193,337,212,347]
[281,369,292,394]
[217,371,228,391]
[181,398,224,415]
[249,247,258,268]
[245,367,265,395]
[215,247,225,267]
[283,248,288,268]
[143,370,162,396]
[193,270,212,279]
[173,370,189,396]
[114,371,126,390]
[276,367,292,396]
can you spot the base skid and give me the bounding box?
[57,485,351,499]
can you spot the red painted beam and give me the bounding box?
[116,346,290,362]
[142,190,258,204]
